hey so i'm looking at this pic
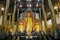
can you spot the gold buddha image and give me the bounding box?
[25,11,33,35]
[18,22,25,33]
[35,22,40,33]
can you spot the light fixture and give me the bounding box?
[20,4,22,7]
[54,6,58,9]
[48,12,50,15]
[27,4,32,7]
[1,7,4,11]
[27,4,30,7]
[36,3,38,7]
[30,4,32,7]
[30,36,33,38]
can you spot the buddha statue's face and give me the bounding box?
[20,22,23,25]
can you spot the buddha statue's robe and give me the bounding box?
[25,16,33,34]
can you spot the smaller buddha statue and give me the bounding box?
[18,22,25,33]
[35,22,40,33]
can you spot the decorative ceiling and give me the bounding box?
[0,0,60,13]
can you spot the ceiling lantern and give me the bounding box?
[30,4,32,7]
[36,3,38,7]
[27,4,29,7]
[27,4,32,7]
[20,4,22,7]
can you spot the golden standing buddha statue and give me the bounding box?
[25,12,33,35]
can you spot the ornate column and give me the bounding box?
[9,16,11,28]
[3,0,10,27]
[41,0,47,40]
[48,0,58,38]
[12,0,16,27]
[48,0,57,29]
[42,0,47,32]
[11,0,17,33]
[39,8,43,30]
[16,8,20,34]
[16,8,20,26]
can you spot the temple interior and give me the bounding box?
[0,0,60,40]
